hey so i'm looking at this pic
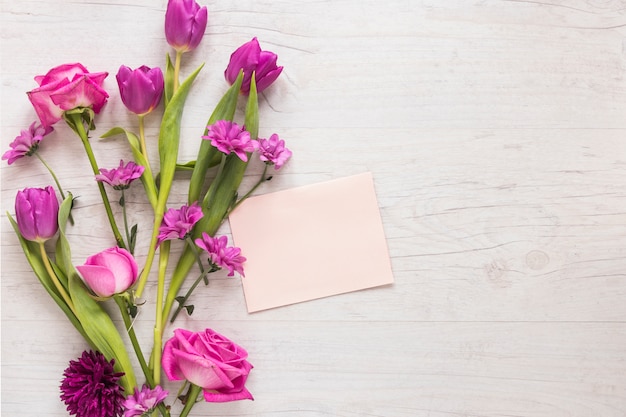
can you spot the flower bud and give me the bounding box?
[76,247,138,298]
[116,65,164,115]
[224,37,283,95]
[165,0,208,53]
[15,186,59,242]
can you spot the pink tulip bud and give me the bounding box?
[224,37,283,95]
[76,247,138,298]
[164,0,208,53]
[15,186,59,242]
[116,65,164,115]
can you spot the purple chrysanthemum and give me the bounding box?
[122,384,168,417]
[95,160,144,190]
[202,120,257,162]
[195,232,246,276]
[257,133,292,170]
[60,350,125,417]
[157,202,204,245]
[2,121,53,164]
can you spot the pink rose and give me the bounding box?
[27,63,109,127]
[76,247,138,298]
[162,328,253,403]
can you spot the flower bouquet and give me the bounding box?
[4,1,291,416]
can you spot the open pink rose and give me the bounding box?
[162,328,253,403]
[76,247,138,298]
[27,63,109,127]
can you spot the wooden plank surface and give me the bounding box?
[2,1,625,416]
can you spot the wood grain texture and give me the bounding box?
[2,0,625,416]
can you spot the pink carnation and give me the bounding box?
[157,202,204,245]
[202,120,257,162]
[257,133,292,170]
[195,233,246,276]
[2,122,53,165]
[95,160,144,190]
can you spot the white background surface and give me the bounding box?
[2,1,626,416]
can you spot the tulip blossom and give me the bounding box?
[257,133,292,170]
[195,233,246,276]
[15,186,59,242]
[202,120,257,162]
[60,351,125,417]
[165,0,208,53]
[76,247,138,298]
[157,202,204,245]
[224,37,283,94]
[122,384,168,417]
[27,63,108,127]
[116,65,164,115]
[162,328,253,402]
[2,122,53,165]
[95,160,145,190]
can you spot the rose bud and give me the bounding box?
[15,186,59,242]
[116,65,164,115]
[224,37,283,95]
[162,328,254,402]
[76,247,138,298]
[164,0,208,53]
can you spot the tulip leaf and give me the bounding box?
[164,52,175,107]
[101,127,158,209]
[68,271,137,393]
[188,70,244,204]
[54,193,75,280]
[158,63,204,213]
[7,213,88,343]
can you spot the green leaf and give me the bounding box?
[101,127,158,209]
[54,193,75,279]
[157,63,204,215]
[129,224,138,254]
[188,70,244,204]
[176,161,196,171]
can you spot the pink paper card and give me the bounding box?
[228,172,394,312]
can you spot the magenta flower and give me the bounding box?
[225,37,283,94]
[165,0,208,53]
[257,133,292,170]
[202,120,257,162]
[76,247,138,298]
[122,384,168,417]
[60,350,125,417]
[2,122,53,165]
[195,232,246,276]
[95,160,145,190]
[15,186,59,242]
[28,63,108,127]
[162,328,253,403]
[116,65,164,115]
[157,202,204,245]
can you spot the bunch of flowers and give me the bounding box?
[4,1,291,416]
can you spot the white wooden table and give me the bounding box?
[2,1,625,416]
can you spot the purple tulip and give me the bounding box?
[76,247,138,298]
[224,37,283,95]
[164,0,208,53]
[15,186,59,242]
[116,65,164,115]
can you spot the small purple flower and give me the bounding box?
[60,350,125,417]
[225,37,283,95]
[195,232,246,276]
[165,0,208,53]
[95,160,145,190]
[122,384,168,417]
[157,202,204,245]
[257,133,292,170]
[116,65,164,115]
[2,122,53,164]
[202,120,257,162]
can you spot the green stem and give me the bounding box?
[71,115,126,248]
[230,163,269,214]
[35,153,74,225]
[134,210,162,297]
[179,384,202,417]
[38,242,76,315]
[153,240,170,386]
[173,50,182,92]
[121,189,132,253]
[170,269,210,324]
[114,295,153,387]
